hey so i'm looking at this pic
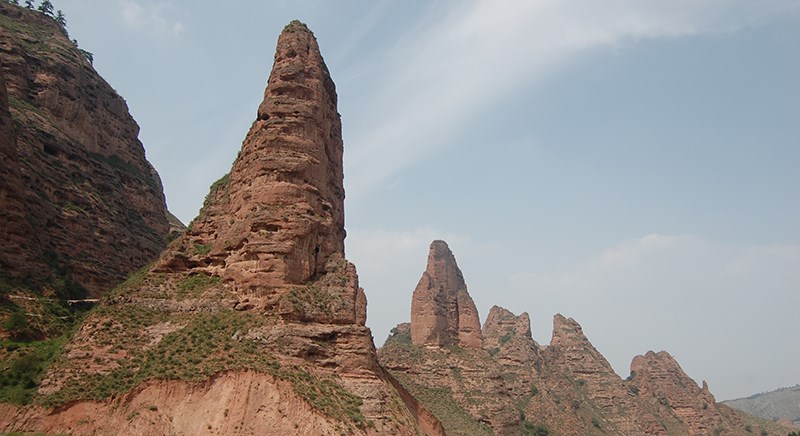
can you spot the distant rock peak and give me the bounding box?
[410,240,483,348]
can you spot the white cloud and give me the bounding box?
[119,0,185,37]
[504,234,800,399]
[345,0,800,201]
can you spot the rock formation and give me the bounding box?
[0,3,169,297]
[381,239,789,435]
[630,351,728,435]
[0,18,433,435]
[411,240,482,348]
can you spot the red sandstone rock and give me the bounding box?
[0,3,169,295]
[410,240,483,348]
[5,18,434,435]
[630,351,724,435]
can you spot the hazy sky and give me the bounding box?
[55,0,799,400]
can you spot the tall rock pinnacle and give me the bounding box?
[160,21,347,296]
[410,240,483,348]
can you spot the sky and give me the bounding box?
[54,0,799,401]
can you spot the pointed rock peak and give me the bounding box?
[629,350,720,433]
[482,306,539,364]
[551,313,585,344]
[546,313,615,374]
[411,240,482,348]
[430,239,454,258]
[159,21,347,299]
[483,305,532,342]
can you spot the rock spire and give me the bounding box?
[410,240,483,348]
[159,20,347,298]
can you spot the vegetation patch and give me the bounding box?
[499,328,516,345]
[390,371,493,436]
[0,333,70,404]
[192,243,212,256]
[62,202,87,216]
[176,273,220,298]
[285,285,343,319]
[36,308,368,427]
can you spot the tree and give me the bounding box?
[37,0,53,16]
[79,48,93,65]
[24,0,33,8]
[55,9,67,35]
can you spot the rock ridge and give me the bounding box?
[380,240,789,435]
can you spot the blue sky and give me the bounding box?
[56,0,799,400]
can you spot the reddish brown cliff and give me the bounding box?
[411,240,483,348]
[1,19,431,435]
[0,3,169,296]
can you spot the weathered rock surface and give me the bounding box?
[411,240,482,348]
[2,18,432,435]
[0,3,169,296]
[630,351,728,435]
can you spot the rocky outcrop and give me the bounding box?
[2,19,430,435]
[0,3,169,296]
[630,351,725,435]
[543,314,671,435]
[158,20,346,294]
[410,240,482,348]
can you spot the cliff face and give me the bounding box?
[381,239,788,436]
[0,3,169,297]
[1,19,430,436]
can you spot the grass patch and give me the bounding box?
[499,328,516,346]
[390,371,493,436]
[62,202,88,216]
[192,243,212,256]
[176,273,220,298]
[521,421,550,436]
[0,334,70,404]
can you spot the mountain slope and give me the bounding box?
[0,19,434,436]
[724,385,800,428]
[380,240,791,435]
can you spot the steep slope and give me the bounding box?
[381,239,789,435]
[0,19,431,436]
[723,385,800,428]
[0,2,169,299]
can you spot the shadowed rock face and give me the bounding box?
[0,3,169,296]
[411,240,483,348]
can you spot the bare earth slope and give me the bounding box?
[380,240,790,436]
[0,19,436,436]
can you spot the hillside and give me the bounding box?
[0,18,434,435]
[724,385,800,428]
